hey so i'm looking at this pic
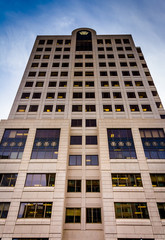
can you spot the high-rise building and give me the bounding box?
[0,28,165,240]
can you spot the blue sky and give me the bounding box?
[0,0,165,119]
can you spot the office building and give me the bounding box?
[0,28,165,240]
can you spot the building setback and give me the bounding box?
[0,28,165,240]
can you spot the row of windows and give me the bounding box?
[24,80,147,88]
[17,104,154,114]
[0,129,164,160]
[97,38,130,45]
[28,70,142,77]
[1,173,165,188]
[36,47,70,52]
[38,39,71,45]
[1,202,165,220]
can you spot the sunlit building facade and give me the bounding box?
[0,28,165,240]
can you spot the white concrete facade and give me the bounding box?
[0,28,165,240]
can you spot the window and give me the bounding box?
[0,129,28,159]
[86,119,96,127]
[76,30,92,51]
[85,105,96,112]
[34,55,41,59]
[120,62,128,67]
[62,63,69,67]
[59,81,67,87]
[43,55,50,59]
[57,40,63,44]
[0,203,10,218]
[35,82,44,87]
[69,155,82,166]
[112,173,142,187]
[129,62,137,67]
[70,136,82,145]
[54,55,61,59]
[28,72,36,77]
[100,71,107,76]
[123,39,130,44]
[47,39,53,44]
[107,54,114,58]
[148,81,154,86]
[75,54,83,59]
[72,105,82,112]
[135,81,143,86]
[157,203,165,219]
[105,39,111,44]
[73,81,82,87]
[46,92,55,99]
[65,39,71,45]
[41,63,48,68]
[142,105,152,112]
[138,92,147,98]
[136,47,142,53]
[63,55,70,59]
[127,54,134,58]
[98,47,104,51]
[85,81,94,87]
[18,202,52,218]
[36,48,43,52]
[86,208,101,223]
[85,71,94,76]
[127,92,136,98]
[48,81,56,87]
[25,173,55,187]
[108,62,116,67]
[51,72,58,77]
[103,105,112,112]
[21,93,30,99]
[65,208,81,223]
[98,54,105,59]
[122,71,130,76]
[86,136,97,145]
[39,40,45,44]
[45,48,51,52]
[125,47,132,51]
[102,92,110,98]
[111,81,120,87]
[25,81,33,87]
[56,105,65,112]
[152,91,158,96]
[142,63,147,68]
[61,71,68,76]
[17,105,26,112]
[99,62,106,67]
[29,105,38,112]
[64,47,70,52]
[32,93,41,99]
[107,129,137,159]
[75,62,83,67]
[85,62,93,67]
[118,54,125,58]
[156,102,163,109]
[113,92,122,98]
[150,174,165,187]
[117,47,123,51]
[106,47,113,51]
[139,129,165,159]
[145,72,151,76]
[86,155,98,165]
[44,105,53,112]
[130,105,140,112]
[52,63,60,67]
[0,174,17,187]
[86,180,100,192]
[132,71,140,76]
[67,180,81,192]
[115,39,122,44]
[31,63,39,68]
[101,81,109,87]
[55,47,62,51]
[97,39,103,44]
[115,202,149,219]
[124,81,133,87]
[57,92,66,99]
[74,72,83,76]
[110,71,118,76]
[71,119,82,127]
[73,92,82,98]
[85,92,95,98]
[115,105,124,112]
[31,129,60,159]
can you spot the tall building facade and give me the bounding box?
[0,28,165,240]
